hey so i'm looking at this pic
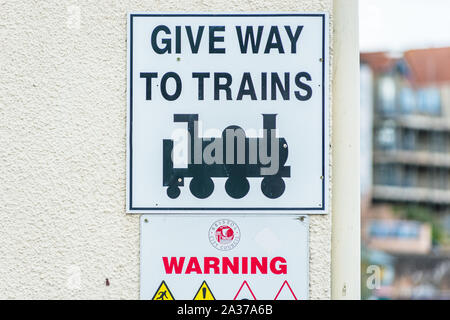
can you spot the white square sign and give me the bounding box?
[140,215,309,300]
[127,13,329,213]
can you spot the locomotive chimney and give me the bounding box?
[262,114,277,130]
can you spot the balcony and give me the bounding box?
[373,185,450,205]
[394,114,450,132]
[374,150,450,168]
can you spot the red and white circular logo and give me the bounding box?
[209,219,240,251]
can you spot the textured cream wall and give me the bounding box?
[0,0,332,299]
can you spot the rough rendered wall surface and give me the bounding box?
[0,0,332,299]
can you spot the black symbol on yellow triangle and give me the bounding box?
[152,280,175,300]
[193,280,215,300]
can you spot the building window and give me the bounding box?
[430,132,446,153]
[401,129,416,151]
[374,164,399,186]
[399,87,416,114]
[378,76,396,114]
[402,166,417,187]
[376,124,396,150]
[430,168,448,190]
[416,130,428,152]
[417,88,441,115]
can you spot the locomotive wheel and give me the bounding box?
[167,185,181,199]
[225,177,250,199]
[190,176,214,199]
[261,176,285,199]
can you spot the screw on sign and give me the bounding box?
[163,114,290,199]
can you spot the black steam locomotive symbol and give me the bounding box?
[163,114,290,199]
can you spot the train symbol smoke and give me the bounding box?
[163,114,290,199]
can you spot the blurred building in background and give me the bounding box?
[360,47,450,299]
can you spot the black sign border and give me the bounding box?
[128,13,327,212]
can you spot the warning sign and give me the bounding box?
[140,216,309,300]
[152,280,175,300]
[234,281,256,300]
[274,280,297,300]
[193,281,215,300]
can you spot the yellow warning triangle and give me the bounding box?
[152,280,175,300]
[193,281,215,300]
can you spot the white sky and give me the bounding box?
[359,0,450,52]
